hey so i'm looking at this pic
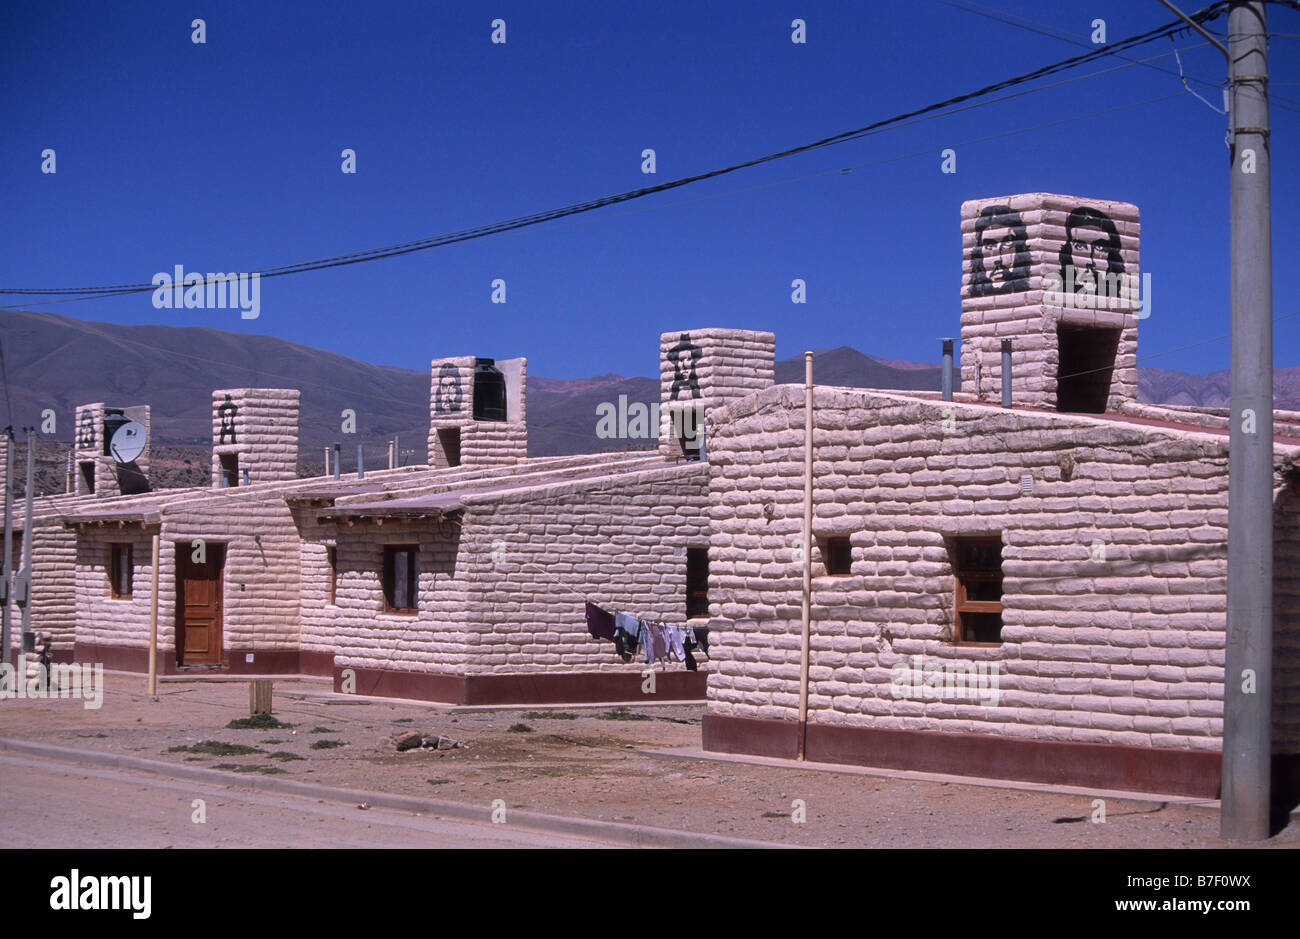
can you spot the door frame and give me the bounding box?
[174,541,225,666]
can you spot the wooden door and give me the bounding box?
[176,543,224,665]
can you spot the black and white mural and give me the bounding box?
[76,408,96,450]
[217,393,238,444]
[434,362,464,414]
[969,204,1031,296]
[667,333,702,401]
[1058,206,1125,297]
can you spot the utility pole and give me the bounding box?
[1221,0,1273,842]
[1157,0,1273,841]
[18,428,36,654]
[1,427,13,666]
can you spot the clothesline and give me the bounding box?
[585,601,708,670]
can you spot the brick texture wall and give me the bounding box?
[704,384,1300,755]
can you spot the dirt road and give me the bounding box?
[0,674,1294,848]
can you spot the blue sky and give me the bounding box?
[2,0,1297,380]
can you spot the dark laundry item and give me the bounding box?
[693,626,709,654]
[585,601,616,640]
[613,631,633,663]
[684,645,698,671]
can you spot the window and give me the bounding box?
[109,543,133,599]
[437,428,461,467]
[79,461,95,494]
[1056,325,1121,413]
[219,453,239,488]
[327,546,338,606]
[383,544,418,614]
[686,547,709,618]
[950,537,1003,645]
[676,407,704,462]
[822,537,852,576]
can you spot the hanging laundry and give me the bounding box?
[613,612,641,664]
[666,625,686,662]
[683,633,698,671]
[692,625,709,655]
[642,621,669,663]
[585,601,616,641]
[613,612,641,645]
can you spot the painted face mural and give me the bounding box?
[667,333,702,401]
[76,409,97,449]
[1059,206,1125,296]
[434,363,463,414]
[217,394,238,444]
[970,204,1030,296]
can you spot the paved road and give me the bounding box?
[0,754,612,848]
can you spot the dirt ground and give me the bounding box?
[1,674,1295,849]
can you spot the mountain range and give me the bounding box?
[3,308,1297,492]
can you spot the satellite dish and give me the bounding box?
[109,421,147,464]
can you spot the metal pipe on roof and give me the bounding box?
[1000,339,1013,408]
[941,339,955,402]
[333,444,341,481]
[356,444,364,480]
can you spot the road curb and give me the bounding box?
[0,736,794,850]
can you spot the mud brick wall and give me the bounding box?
[427,356,527,468]
[295,514,336,663]
[459,463,711,673]
[161,486,303,656]
[704,384,1300,754]
[326,518,470,674]
[29,520,78,654]
[211,389,301,486]
[74,526,161,654]
[658,329,775,460]
[960,193,1140,411]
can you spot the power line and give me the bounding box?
[933,0,1300,112]
[3,46,1205,317]
[0,3,1234,304]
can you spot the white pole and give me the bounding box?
[798,351,813,760]
[148,533,159,698]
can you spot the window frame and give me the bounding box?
[950,536,1003,647]
[109,542,134,600]
[219,453,240,488]
[685,546,709,619]
[327,545,338,606]
[382,543,419,615]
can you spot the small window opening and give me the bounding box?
[327,545,338,606]
[109,542,133,599]
[79,461,96,494]
[822,537,852,576]
[438,427,461,467]
[219,453,239,488]
[383,544,419,614]
[676,407,704,462]
[950,536,1003,645]
[1056,325,1121,413]
[686,547,709,618]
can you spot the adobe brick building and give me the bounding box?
[700,192,1300,798]
[9,341,749,705]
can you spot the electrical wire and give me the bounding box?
[0,3,1235,304]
